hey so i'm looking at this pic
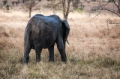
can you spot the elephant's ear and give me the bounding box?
[62,20,70,41]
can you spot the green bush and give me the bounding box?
[76,9,83,13]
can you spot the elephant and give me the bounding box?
[23,14,70,64]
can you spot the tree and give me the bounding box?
[46,0,72,20]
[46,0,61,13]
[3,0,7,5]
[90,0,120,35]
[92,0,120,17]
[72,0,80,9]
[49,0,84,20]
[23,0,25,3]
[117,0,120,14]
[106,0,120,16]
[23,0,38,18]
[62,0,72,20]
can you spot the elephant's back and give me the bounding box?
[29,14,61,48]
[31,14,61,34]
[40,15,61,48]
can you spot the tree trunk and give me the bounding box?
[118,0,120,14]
[62,0,71,20]
[23,0,25,3]
[29,7,32,18]
[62,0,66,19]
[65,0,71,20]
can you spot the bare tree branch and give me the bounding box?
[90,10,102,22]
[90,0,120,19]
[103,8,120,17]
[113,0,118,8]
[23,0,38,18]
[61,0,72,20]
[98,0,120,16]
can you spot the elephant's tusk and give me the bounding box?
[67,40,70,44]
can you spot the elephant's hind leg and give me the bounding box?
[48,45,54,62]
[35,46,42,62]
[23,45,31,64]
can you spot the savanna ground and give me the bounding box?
[0,8,120,79]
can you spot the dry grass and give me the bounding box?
[0,10,120,79]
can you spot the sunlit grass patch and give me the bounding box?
[0,46,120,79]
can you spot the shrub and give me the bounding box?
[76,8,83,13]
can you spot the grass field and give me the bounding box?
[0,10,120,79]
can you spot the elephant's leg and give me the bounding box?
[57,38,67,62]
[48,45,54,62]
[23,45,31,64]
[35,46,42,62]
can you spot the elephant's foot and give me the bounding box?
[61,54,67,62]
[23,57,29,64]
[49,59,54,62]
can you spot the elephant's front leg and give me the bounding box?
[57,38,67,62]
[35,46,42,62]
[48,45,54,62]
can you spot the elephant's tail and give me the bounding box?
[24,21,32,48]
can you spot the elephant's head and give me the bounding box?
[62,20,70,42]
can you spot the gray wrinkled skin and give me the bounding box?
[23,14,70,64]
